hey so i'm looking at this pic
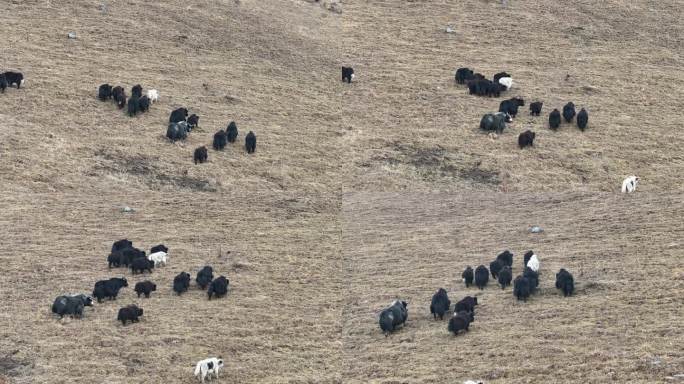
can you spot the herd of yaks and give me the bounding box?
[378,250,575,339]
[0,61,640,382]
[342,65,641,191]
[50,239,229,382]
[96,82,257,166]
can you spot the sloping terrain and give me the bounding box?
[342,192,683,383]
[340,0,684,192]
[0,0,682,383]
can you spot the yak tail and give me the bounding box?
[194,363,200,376]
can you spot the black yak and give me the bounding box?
[117,304,143,325]
[549,109,561,130]
[562,102,576,123]
[462,266,474,287]
[555,268,575,297]
[173,272,191,295]
[245,131,256,154]
[474,265,489,290]
[577,108,588,131]
[207,276,229,300]
[430,288,451,320]
[194,146,208,164]
[518,130,536,149]
[134,281,157,298]
[378,300,408,336]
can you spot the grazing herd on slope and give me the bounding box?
[96,83,257,166]
[342,66,640,192]
[456,66,591,148]
[379,250,576,338]
[51,239,228,382]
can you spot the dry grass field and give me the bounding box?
[0,0,682,382]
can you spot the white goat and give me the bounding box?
[147,89,159,104]
[621,175,639,193]
[194,357,224,383]
[147,251,167,267]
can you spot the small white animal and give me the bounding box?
[498,76,513,90]
[147,251,167,267]
[147,89,159,103]
[194,357,224,383]
[621,175,639,193]
[527,254,540,272]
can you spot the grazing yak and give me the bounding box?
[0,73,7,93]
[468,79,505,97]
[130,257,154,274]
[529,101,543,116]
[147,89,159,103]
[52,294,93,318]
[213,130,228,150]
[577,108,588,130]
[194,357,224,383]
[562,102,576,123]
[92,277,128,303]
[496,250,513,267]
[245,131,257,154]
[131,84,143,98]
[138,95,150,113]
[523,267,540,293]
[127,96,140,117]
[194,146,208,164]
[111,239,133,253]
[489,259,503,279]
[150,244,168,254]
[455,67,474,84]
[112,86,126,109]
[196,266,214,290]
[430,288,451,320]
[499,97,525,118]
[173,272,191,295]
[555,268,575,297]
[117,304,143,325]
[514,275,531,301]
[134,281,157,298]
[342,66,355,83]
[98,84,113,101]
[226,121,239,143]
[480,112,512,134]
[621,175,639,193]
[169,107,189,123]
[111,247,145,268]
[462,266,474,287]
[518,130,535,149]
[549,109,561,129]
[378,300,408,336]
[474,265,489,290]
[207,276,229,300]
[147,251,167,267]
[454,296,478,313]
[187,114,200,130]
[498,266,512,289]
[167,121,190,141]
[3,71,24,88]
[448,310,474,336]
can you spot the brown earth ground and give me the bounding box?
[0,0,682,383]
